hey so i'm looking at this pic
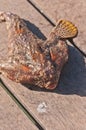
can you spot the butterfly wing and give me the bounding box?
[52,19,78,39]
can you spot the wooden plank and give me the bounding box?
[33,0,86,54]
[0,85,38,130]
[0,0,52,38]
[1,52,86,130]
[0,0,86,130]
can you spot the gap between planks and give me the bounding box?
[0,79,45,130]
[27,0,86,57]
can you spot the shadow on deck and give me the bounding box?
[23,19,86,97]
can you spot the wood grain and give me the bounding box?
[0,85,38,130]
[34,0,86,54]
[0,0,86,130]
[1,52,86,130]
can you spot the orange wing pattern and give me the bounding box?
[53,19,78,39]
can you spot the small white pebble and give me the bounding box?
[37,102,47,113]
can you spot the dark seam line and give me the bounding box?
[27,0,55,26]
[0,79,45,130]
[68,39,86,57]
[27,0,86,57]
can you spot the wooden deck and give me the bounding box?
[0,0,86,130]
[0,85,38,130]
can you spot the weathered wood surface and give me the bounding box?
[1,54,86,130]
[0,0,52,37]
[34,0,86,54]
[0,85,38,130]
[0,0,86,130]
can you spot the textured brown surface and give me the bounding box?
[1,50,86,130]
[0,0,86,130]
[0,0,52,38]
[0,12,69,90]
[35,0,86,53]
[0,86,38,130]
